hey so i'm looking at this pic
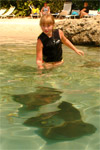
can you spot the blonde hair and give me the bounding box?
[40,14,55,26]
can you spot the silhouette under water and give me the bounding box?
[12,87,96,141]
[12,86,62,110]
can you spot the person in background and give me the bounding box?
[79,2,89,18]
[36,14,84,69]
[30,4,40,18]
[40,2,50,16]
[98,7,100,14]
[32,7,39,15]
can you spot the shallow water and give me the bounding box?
[0,42,100,150]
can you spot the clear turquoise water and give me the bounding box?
[0,42,100,150]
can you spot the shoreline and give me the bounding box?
[0,18,64,44]
[0,18,42,44]
[1,17,99,46]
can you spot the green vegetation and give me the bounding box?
[0,0,99,16]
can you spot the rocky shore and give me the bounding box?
[56,16,100,46]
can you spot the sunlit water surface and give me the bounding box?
[0,42,100,150]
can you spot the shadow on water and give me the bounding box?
[8,65,37,75]
[81,61,100,68]
[8,65,53,76]
[12,87,96,142]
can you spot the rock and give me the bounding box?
[56,16,100,46]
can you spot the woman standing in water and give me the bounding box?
[36,14,84,69]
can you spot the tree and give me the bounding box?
[0,0,99,16]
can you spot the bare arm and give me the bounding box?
[48,6,50,14]
[59,30,84,56]
[36,39,44,69]
[81,8,86,12]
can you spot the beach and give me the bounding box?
[0,18,63,44]
[0,18,42,44]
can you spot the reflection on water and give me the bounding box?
[0,43,100,150]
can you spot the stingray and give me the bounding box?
[12,86,62,110]
[24,102,81,127]
[43,121,96,140]
[24,101,96,140]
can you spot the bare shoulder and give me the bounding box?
[37,38,42,44]
[48,6,50,9]
[37,38,43,48]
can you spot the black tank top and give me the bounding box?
[38,29,62,62]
